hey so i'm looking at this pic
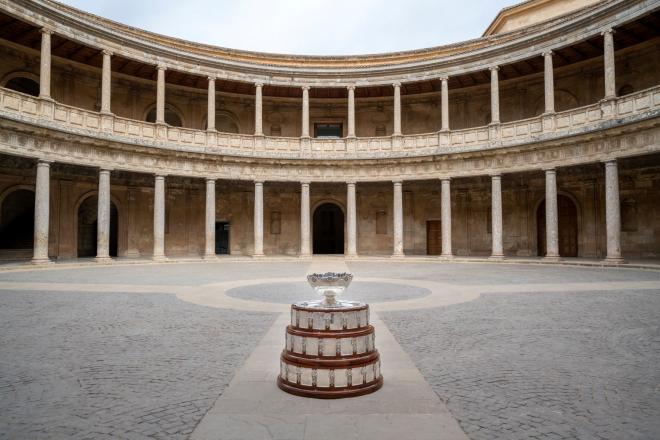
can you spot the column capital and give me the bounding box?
[36,160,52,167]
[346,85,356,91]
[254,82,264,88]
[154,174,166,180]
[301,85,310,91]
[392,82,401,88]
[207,74,217,82]
[254,179,264,185]
[156,64,167,72]
[102,49,113,57]
[346,180,356,186]
[601,28,615,36]
[300,180,310,186]
[439,76,449,82]
[489,65,500,72]
[98,167,113,173]
[392,179,403,185]
[206,177,216,183]
[40,27,54,36]
[603,158,618,166]
[439,177,451,183]
[543,167,557,174]
[542,50,553,58]
[490,173,502,179]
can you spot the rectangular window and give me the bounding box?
[314,123,343,138]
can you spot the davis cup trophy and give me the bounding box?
[277,272,383,398]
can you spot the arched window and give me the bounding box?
[4,76,39,97]
[216,114,239,134]
[145,106,183,127]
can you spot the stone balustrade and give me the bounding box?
[1,85,659,162]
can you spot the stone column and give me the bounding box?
[347,86,356,138]
[156,66,166,124]
[544,169,559,259]
[393,180,403,256]
[604,160,623,261]
[440,76,449,131]
[543,51,555,114]
[204,178,216,258]
[96,169,111,260]
[254,82,263,136]
[603,29,616,100]
[39,28,52,99]
[100,50,112,114]
[490,174,504,258]
[301,86,310,138]
[32,161,51,263]
[441,178,452,257]
[393,82,402,136]
[253,181,264,256]
[347,182,357,257]
[300,182,311,257]
[153,175,166,259]
[207,76,216,131]
[490,66,500,124]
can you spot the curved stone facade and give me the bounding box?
[0,0,659,261]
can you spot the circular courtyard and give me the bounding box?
[0,260,659,440]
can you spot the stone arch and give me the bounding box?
[143,103,184,127]
[74,191,120,258]
[1,71,40,97]
[0,186,35,250]
[204,110,241,134]
[534,89,580,115]
[535,191,581,257]
[312,200,345,255]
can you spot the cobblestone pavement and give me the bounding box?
[226,280,430,304]
[381,289,660,440]
[0,290,276,440]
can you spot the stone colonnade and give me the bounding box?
[30,160,626,262]
[35,25,619,135]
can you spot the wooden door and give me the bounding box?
[427,220,442,255]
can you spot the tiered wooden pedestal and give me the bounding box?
[277,301,383,398]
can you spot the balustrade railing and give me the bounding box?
[1,85,659,160]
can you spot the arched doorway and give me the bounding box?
[537,195,578,257]
[313,203,344,254]
[0,189,35,250]
[77,196,119,257]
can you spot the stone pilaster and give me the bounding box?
[253,181,264,256]
[301,86,310,138]
[604,160,624,262]
[441,178,452,257]
[543,51,555,114]
[153,175,166,260]
[392,180,403,256]
[490,174,504,259]
[156,66,166,125]
[300,182,311,257]
[440,76,449,131]
[603,29,616,100]
[393,82,402,137]
[100,50,112,114]
[32,160,51,263]
[490,66,500,124]
[207,76,216,131]
[347,182,357,257]
[39,28,52,100]
[204,178,216,258]
[96,168,111,261]
[254,83,263,136]
[347,86,356,138]
[544,169,560,260]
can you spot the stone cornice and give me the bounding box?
[1,0,656,86]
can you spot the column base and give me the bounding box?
[440,253,453,259]
[30,257,53,265]
[488,254,505,260]
[345,253,358,260]
[298,253,312,259]
[604,256,626,264]
[203,254,218,260]
[152,255,167,262]
[390,252,405,259]
[542,255,561,262]
[252,253,265,259]
[94,256,113,263]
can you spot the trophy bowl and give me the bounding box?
[306,272,353,306]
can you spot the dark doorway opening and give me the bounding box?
[215,222,230,254]
[537,195,578,257]
[0,189,35,249]
[426,220,442,255]
[313,203,344,254]
[77,196,118,257]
